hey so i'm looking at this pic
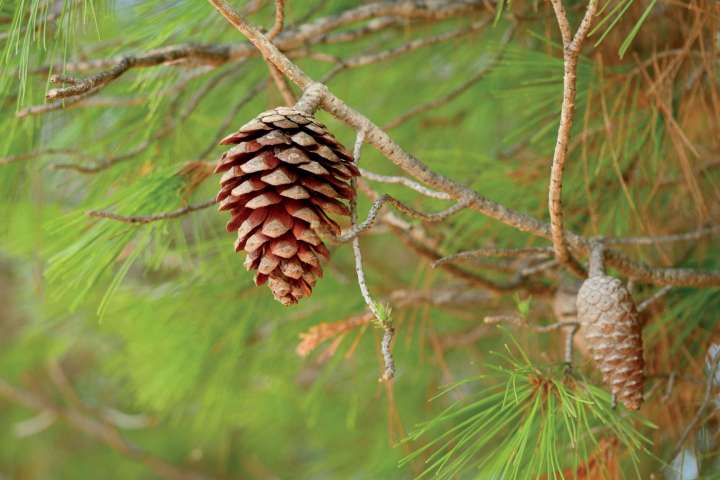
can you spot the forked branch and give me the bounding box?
[547,0,598,276]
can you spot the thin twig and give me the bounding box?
[563,323,579,365]
[17,85,104,117]
[349,132,379,318]
[607,224,720,245]
[520,258,559,277]
[588,240,605,278]
[433,246,553,268]
[484,314,579,333]
[264,0,295,105]
[662,372,677,403]
[87,199,216,224]
[359,168,451,200]
[637,286,673,312]
[46,57,134,100]
[336,194,471,242]
[485,312,579,364]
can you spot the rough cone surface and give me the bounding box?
[576,275,644,410]
[215,107,358,305]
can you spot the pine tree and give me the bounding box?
[1,1,719,479]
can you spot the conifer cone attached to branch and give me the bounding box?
[576,275,644,410]
[215,106,358,305]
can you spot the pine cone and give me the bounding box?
[215,106,358,305]
[576,276,644,410]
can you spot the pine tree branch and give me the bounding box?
[606,224,720,245]
[547,0,598,277]
[210,0,717,287]
[358,168,452,200]
[47,0,716,289]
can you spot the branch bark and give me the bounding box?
[547,0,598,276]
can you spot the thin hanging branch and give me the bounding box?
[349,130,395,381]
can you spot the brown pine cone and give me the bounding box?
[215,107,358,305]
[576,275,644,410]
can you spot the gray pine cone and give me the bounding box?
[576,275,644,410]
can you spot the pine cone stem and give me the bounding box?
[294,83,327,115]
[588,241,605,278]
